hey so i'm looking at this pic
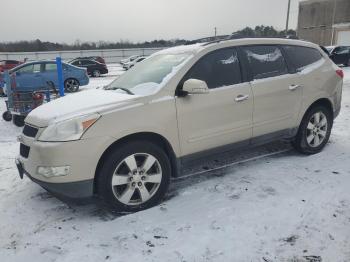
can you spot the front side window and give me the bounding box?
[242,45,288,80]
[283,45,323,71]
[182,48,242,89]
[82,60,94,65]
[17,64,34,73]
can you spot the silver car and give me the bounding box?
[17,38,343,211]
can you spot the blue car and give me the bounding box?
[0,60,89,93]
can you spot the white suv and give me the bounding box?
[16,38,343,211]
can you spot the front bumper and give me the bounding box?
[17,126,115,198]
[16,158,94,198]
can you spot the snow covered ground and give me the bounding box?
[0,65,350,262]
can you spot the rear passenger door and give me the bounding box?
[241,45,302,139]
[42,62,59,87]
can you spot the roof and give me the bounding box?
[153,37,319,57]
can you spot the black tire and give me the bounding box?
[13,115,25,127]
[64,79,80,93]
[92,70,101,77]
[2,111,12,122]
[97,140,171,212]
[292,105,333,154]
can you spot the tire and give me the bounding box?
[97,140,171,212]
[64,79,80,93]
[92,70,101,77]
[2,111,12,122]
[292,105,333,154]
[13,115,25,127]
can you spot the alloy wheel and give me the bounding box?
[93,70,101,77]
[65,79,79,92]
[111,153,162,206]
[306,111,328,147]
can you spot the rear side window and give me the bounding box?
[183,48,242,89]
[45,63,57,71]
[242,45,288,80]
[283,45,322,71]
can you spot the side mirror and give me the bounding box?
[182,79,209,95]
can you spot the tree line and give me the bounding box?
[0,25,296,52]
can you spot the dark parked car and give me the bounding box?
[326,45,350,66]
[69,59,108,77]
[0,60,22,72]
[71,56,106,64]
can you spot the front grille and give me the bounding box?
[20,144,30,158]
[23,124,38,138]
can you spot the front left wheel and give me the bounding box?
[96,141,171,212]
[2,111,12,122]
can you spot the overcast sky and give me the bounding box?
[2,0,301,43]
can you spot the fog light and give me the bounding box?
[37,166,70,178]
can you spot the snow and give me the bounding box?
[245,48,283,63]
[153,43,203,56]
[26,89,139,127]
[0,65,350,261]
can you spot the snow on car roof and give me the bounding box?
[154,43,204,55]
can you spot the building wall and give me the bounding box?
[297,0,350,45]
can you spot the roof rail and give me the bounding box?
[202,33,299,46]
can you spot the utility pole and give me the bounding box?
[285,0,291,35]
[331,0,338,45]
[214,27,217,38]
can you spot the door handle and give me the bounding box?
[289,84,300,91]
[235,94,249,102]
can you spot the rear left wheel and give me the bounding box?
[292,105,332,154]
[92,70,101,77]
[97,141,171,212]
[64,79,80,93]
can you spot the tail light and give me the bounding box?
[336,69,344,79]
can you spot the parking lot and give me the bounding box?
[0,65,349,262]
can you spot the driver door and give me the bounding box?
[175,48,253,157]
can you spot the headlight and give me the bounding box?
[38,113,100,142]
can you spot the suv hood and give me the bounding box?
[26,89,140,127]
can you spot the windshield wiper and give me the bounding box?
[105,86,134,95]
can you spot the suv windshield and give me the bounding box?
[105,53,192,95]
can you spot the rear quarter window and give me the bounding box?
[242,45,288,80]
[282,45,323,71]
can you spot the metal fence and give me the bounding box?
[0,47,165,64]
